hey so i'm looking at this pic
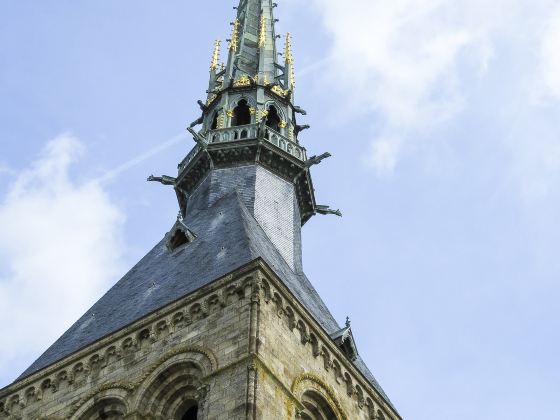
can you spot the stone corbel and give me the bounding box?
[218,289,227,308]
[321,348,332,371]
[251,280,262,304]
[310,334,321,358]
[343,372,353,396]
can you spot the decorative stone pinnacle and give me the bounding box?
[284,33,294,65]
[258,15,267,49]
[284,33,296,90]
[229,19,240,52]
[345,317,351,328]
[210,39,221,71]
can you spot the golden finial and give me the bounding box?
[229,19,240,52]
[210,39,221,72]
[258,15,267,49]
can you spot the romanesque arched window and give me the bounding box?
[299,390,338,420]
[232,99,251,126]
[136,361,204,419]
[78,397,127,420]
[266,105,281,132]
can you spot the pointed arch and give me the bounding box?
[264,102,286,134]
[266,104,282,132]
[231,99,252,126]
[210,111,219,130]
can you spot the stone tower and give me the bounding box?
[0,1,401,419]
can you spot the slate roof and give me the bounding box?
[16,192,392,405]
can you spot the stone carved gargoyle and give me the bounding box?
[147,175,177,186]
[295,124,311,135]
[187,127,208,150]
[305,152,331,168]
[316,205,342,217]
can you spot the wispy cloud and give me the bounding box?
[305,0,503,173]
[0,134,126,386]
[97,132,186,184]
[289,0,560,195]
[366,136,403,176]
[298,56,334,78]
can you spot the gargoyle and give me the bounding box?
[295,124,310,135]
[187,127,208,150]
[293,105,307,115]
[147,175,176,186]
[305,152,331,168]
[189,100,209,128]
[316,205,342,217]
[189,115,204,128]
[197,100,208,112]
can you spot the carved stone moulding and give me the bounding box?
[259,274,397,420]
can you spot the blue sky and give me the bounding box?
[1,1,560,419]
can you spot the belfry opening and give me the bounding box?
[266,105,281,132]
[180,404,198,420]
[231,99,251,126]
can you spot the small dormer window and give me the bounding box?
[330,319,359,362]
[168,229,189,250]
[165,219,197,252]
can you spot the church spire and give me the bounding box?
[175,0,338,241]
[225,0,280,85]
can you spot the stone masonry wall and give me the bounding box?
[254,273,399,420]
[0,266,261,420]
[0,262,400,420]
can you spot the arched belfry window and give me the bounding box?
[299,390,338,420]
[136,361,206,419]
[266,105,281,132]
[232,99,251,126]
[78,398,127,420]
[179,401,198,420]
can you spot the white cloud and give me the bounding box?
[304,0,502,172]
[0,135,125,386]
[537,5,560,100]
[286,0,560,186]
[366,136,403,175]
[311,0,475,121]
